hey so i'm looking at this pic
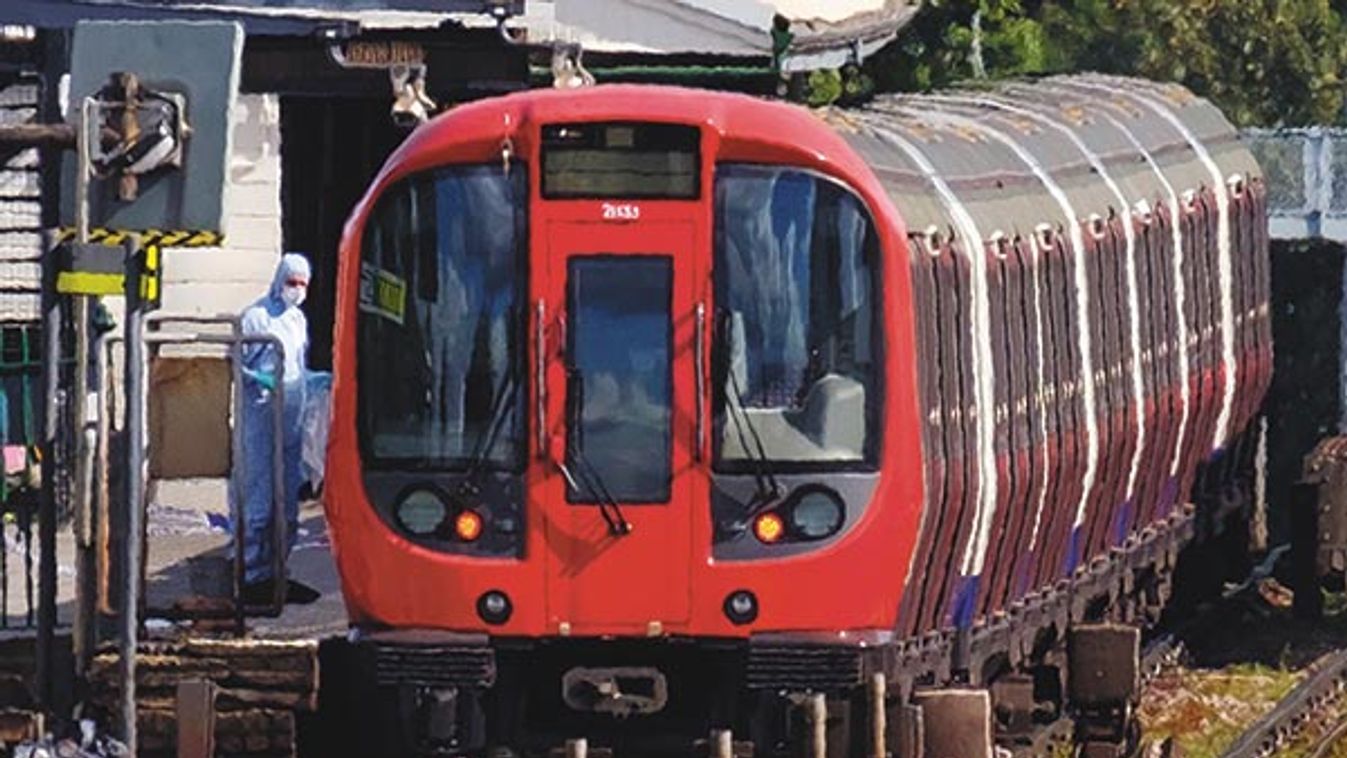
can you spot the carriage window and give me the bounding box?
[566,256,673,503]
[357,164,527,470]
[713,165,881,469]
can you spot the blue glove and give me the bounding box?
[243,367,277,391]
[307,370,332,392]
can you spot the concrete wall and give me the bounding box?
[160,92,282,318]
[0,82,43,323]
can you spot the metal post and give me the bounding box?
[869,673,887,758]
[809,693,828,758]
[229,322,246,633]
[271,347,286,612]
[102,326,284,622]
[710,729,733,758]
[35,228,61,709]
[119,239,146,753]
[94,330,111,616]
[71,95,96,680]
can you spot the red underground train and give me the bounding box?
[323,74,1270,756]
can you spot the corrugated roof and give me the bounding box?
[0,0,527,34]
[531,0,920,68]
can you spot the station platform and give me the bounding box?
[1,486,351,758]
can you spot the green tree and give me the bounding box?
[869,0,1347,127]
[867,0,1050,92]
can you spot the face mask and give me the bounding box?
[282,284,307,308]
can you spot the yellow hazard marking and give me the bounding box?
[57,227,223,249]
[56,271,126,296]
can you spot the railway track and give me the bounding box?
[1217,648,1347,758]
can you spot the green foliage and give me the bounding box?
[805,69,844,106]
[798,65,878,107]
[866,0,1347,127]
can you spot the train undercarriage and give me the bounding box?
[330,432,1258,758]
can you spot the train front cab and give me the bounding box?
[327,90,925,757]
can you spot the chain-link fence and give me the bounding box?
[1244,127,1347,241]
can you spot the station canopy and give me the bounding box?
[526,0,922,70]
[3,1,919,70]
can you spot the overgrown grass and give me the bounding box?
[1139,663,1302,757]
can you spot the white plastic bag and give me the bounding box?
[301,372,332,492]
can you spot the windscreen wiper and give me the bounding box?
[562,370,631,537]
[458,367,518,498]
[718,310,782,516]
[459,311,521,498]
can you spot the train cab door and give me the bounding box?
[540,219,698,631]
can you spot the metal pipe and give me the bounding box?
[146,313,241,326]
[72,97,99,673]
[119,254,145,753]
[105,329,286,619]
[35,228,60,708]
[94,329,111,616]
[228,319,245,633]
[70,96,94,681]
[694,302,706,462]
[92,331,109,616]
[269,338,286,613]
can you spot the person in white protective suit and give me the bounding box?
[238,253,321,605]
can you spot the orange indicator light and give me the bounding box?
[753,512,785,544]
[455,510,484,542]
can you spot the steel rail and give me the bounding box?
[1220,648,1347,758]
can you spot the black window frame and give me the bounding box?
[354,160,531,474]
[710,162,886,475]
[540,121,702,201]
[563,253,676,505]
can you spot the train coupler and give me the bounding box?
[1067,623,1140,757]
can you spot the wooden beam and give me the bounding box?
[175,679,217,758]
[0,122,75,149]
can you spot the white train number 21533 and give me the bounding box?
[601,202,641,221]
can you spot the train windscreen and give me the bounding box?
[712,165,882,470]
[356,164,528,470]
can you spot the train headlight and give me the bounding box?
[753,512,785,544]
[396,488,448,536]
[477,590,513,625]
[787,486,845,540]
[454,509,484,542]
[723,590,758,625]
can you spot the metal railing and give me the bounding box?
[1244,127,1347,240]
[0,323,45,631]
[93,313,289,635]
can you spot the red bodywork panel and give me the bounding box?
[324,86,925,638]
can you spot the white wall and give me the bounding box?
[158,92,282,318]
[0,82,43,323]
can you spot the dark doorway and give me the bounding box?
[281,97,406,370]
